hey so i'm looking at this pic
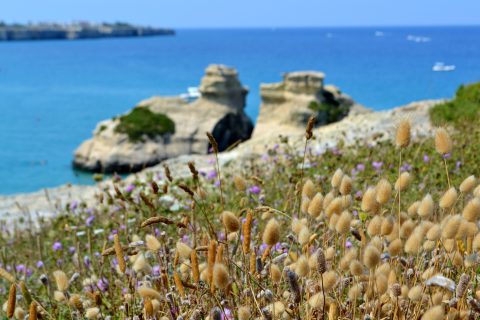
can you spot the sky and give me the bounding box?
[1,0,479,28]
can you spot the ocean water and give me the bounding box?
[0,27,479,195]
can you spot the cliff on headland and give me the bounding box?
[0,22,174,41]
[73,65,254,173]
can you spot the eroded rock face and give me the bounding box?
[73,64,253,173]
[253,71,370,139]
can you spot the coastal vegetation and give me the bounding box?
[308,100,350,124]
[114,107,175,143]
[2,110,480,318]
[430,82,480,127]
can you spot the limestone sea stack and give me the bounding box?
[252,71,369,140]
[73,64,254,173]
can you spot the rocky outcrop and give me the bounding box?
[73,65,254,173]
[253,71,370,139]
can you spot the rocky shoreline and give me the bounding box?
[0,98,442,222]
[0,22,174,41]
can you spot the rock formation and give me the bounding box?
[73,64,254,173]
[253,71,370,139]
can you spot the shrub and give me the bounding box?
[430,82,480,127]
[308,100,349,124]
[114,107,175,142]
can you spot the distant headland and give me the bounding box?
[0,21,175,41]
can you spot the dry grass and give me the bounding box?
[1,121,480,319]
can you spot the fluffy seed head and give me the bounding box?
[233,175,247,191]
[302,179,316,199]
[331,169,344,189]
[298,226,311,245]
[396,119,411,148]
[388,238,403,256]
[326,197,343,217]
[381,216,394,236]
[404,233,422,255]
[53,270,69,292]
[408,285,423,301]
[176,242,192,259]
[395,172,411,192]
[376,274,388,294]
[439,187,457,209]
[339,175,352,195]
[307,193,323,217]
[85,307,100,319]
[270,264,282,283]
[145,235,161,252]
[222,211,240,232]
[418,194,434,218]
[137,286,162,301]
[363,245,381,269]
[362,187,378,213]
[6,283,16,318]
[296,255,309,277]
[460,175,477,193]
[376,179,392,205]
[113,234,126,274]
[350,259,364,276]
[335,211,352,235]
[263,218,281,246]
[442,215,462,239]
[367,215,383,237]
[426,224,441,241]
[422,305,444,320]
[213,263,229,289]
[242,210,253,254]
[435,128,453,155]
[238,306,251,320]
[463,198,480,222]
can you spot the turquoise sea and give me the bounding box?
[0,27,479,194]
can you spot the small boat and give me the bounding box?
[407,35,431,43]
[180,87,201,101]
[432,62,456,72]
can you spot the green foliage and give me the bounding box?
[308,100,349,124]
[114,107,175,142]
[430,82,480,127]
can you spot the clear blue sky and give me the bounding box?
[2,0,479,28]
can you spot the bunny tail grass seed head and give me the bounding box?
[363,245,381,269]
[263,218,280,246]
[395,172,411,192]
[460,175,477,193]
[463,198,480,222]
[176,241,192,259]
[439,187,457,209]
[418,194,434,218]
[331,169,344,189]
[302,179,316,199]
[85,307,100,319]
[435,127,453,155]
[396,119,411,148]
[339,175,352,195]
[145,234,161,252]
[238,306,251,320]
[376,178,392,205]
[53,270,69,292]
[137,286,162,301]
[213,263,229,289]
[307,192,323,217]
[233,175,247,191]
[361,187,378,213]
[422,305,444,320]
[222,211,240,232]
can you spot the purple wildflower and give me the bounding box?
[423,154,430,163]
[15,264,26,273]
[356,163,366,171]
[86,215,95,226]
[207,170,217,180]
[52,242,63,251]
[70,201,78,211]
[249,185,261,194]
[36,261,44,268]
[372,161,383,170]
[125,184,135,193]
